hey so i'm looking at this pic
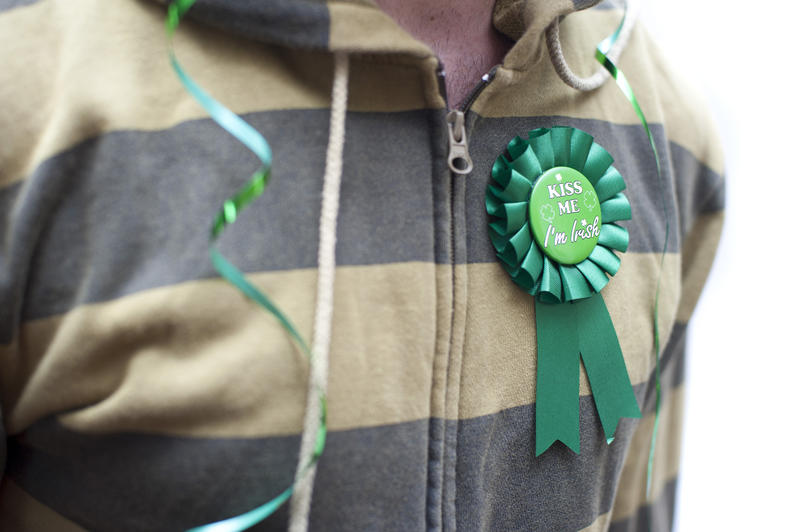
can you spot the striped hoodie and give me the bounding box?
[0,0,724,530]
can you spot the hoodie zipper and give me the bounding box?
[442,66,497,175]
[433,63,497,532]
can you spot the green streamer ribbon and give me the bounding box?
[166,2,325,530]
[487,127,642,456]
[595,6,668,501]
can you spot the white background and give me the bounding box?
[638,1,800,530]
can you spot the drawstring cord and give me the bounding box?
[167,4,347,529]
[546,0,640,92]
[288,51,350,532]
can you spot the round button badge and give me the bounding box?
[528,166,602,265]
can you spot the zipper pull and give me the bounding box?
[446,110,473,175]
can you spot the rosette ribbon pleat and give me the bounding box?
[486,127,641,456]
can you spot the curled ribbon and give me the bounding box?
[595,4,668,500]
[166,2,325,531]
[487,127,642,456]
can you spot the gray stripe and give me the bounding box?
[0,110,720,337]
[0,0,329,44]
[658,321,687,396]
[186,0,329,50]
[7,323,687,531]
[455,322,685,531]
[7,418,426,532]
[672,141,725,236]
[574,0,605,10]
[454,404,635,531]
[0,110,440,340]
[608,477,678,532]
[0,0,39,13]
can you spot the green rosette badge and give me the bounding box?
[486,126,641,456]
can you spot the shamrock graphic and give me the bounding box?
[540,203,555,223]
[584,190,597,209]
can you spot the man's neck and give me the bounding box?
[374,0,513,107]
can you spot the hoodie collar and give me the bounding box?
[159,0,602,60]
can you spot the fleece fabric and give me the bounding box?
[0,0,724,530]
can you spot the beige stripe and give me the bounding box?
[473,9,724,175]
[1,253,680,438]
[459,253,680,419]
[0,263,438,437]
[429,264,454,430]
[444,263,469,420]
[328,1,430,57]
[0,0,436,189]
[676,211,725,322]
[0,478,87,532]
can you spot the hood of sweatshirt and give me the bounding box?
[150,0,607,70]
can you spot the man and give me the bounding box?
[0,0,723,530]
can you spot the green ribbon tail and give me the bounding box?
[574,294,642,441]
[535,301,581,456]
